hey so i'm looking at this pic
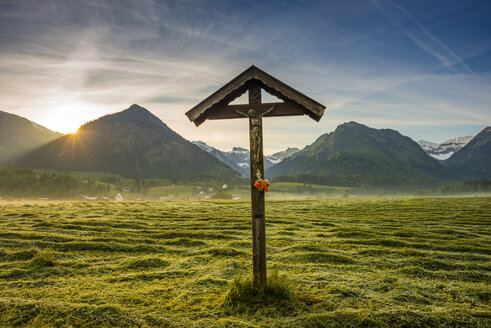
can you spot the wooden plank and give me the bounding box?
[202,101,307,122]
[186,69,253,122]
[234,101,307,118]
[251,72,326,117]
[248,82,267,290]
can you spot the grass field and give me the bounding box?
[0,197,489,327]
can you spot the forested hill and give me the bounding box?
[0,110,62,163]
[267,121,454,187]
[14,104,238,179]
[444,126,490,180]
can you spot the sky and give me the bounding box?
[0,0,490,154]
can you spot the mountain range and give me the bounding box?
[1,106,489,185]
[417,136,473,160]
[266,122,457,187]
[192,141,299,177]
[0,110,62,163]
[12,105,238,179]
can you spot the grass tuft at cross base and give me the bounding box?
[222,270,297,314]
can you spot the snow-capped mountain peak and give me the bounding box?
[192,141,299,177]
[417,140,439,150]
[231,147,248,154]
[417,136,474,161]
[266,147,300,164]
[192,141,215,153]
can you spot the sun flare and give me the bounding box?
[36,102,107,134]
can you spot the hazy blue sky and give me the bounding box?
[0,0,490,154]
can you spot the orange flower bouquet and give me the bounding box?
[254,170,270,204]
[254,179,271,192]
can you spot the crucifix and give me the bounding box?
[186,66,325,289]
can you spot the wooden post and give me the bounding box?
[248,83,267,290]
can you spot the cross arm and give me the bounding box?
[204,101,308,121]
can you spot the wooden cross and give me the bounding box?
[186,66,325,289]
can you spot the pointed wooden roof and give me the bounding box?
[186,65,326,126]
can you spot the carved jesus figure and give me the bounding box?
[249,110,261,164]
[234,105,276,166]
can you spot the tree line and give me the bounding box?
[440,179,490,195]
[273,174,490,195]
[272,174,443,191]
[0,167,109,198]
[0,167,248,199]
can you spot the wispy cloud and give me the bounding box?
[371,0,474,74]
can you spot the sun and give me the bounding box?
[36,102,106,134]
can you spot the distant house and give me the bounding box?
[82,195,99,201]
[81,195,110,202]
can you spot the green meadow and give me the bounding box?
[0,197,489,327]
